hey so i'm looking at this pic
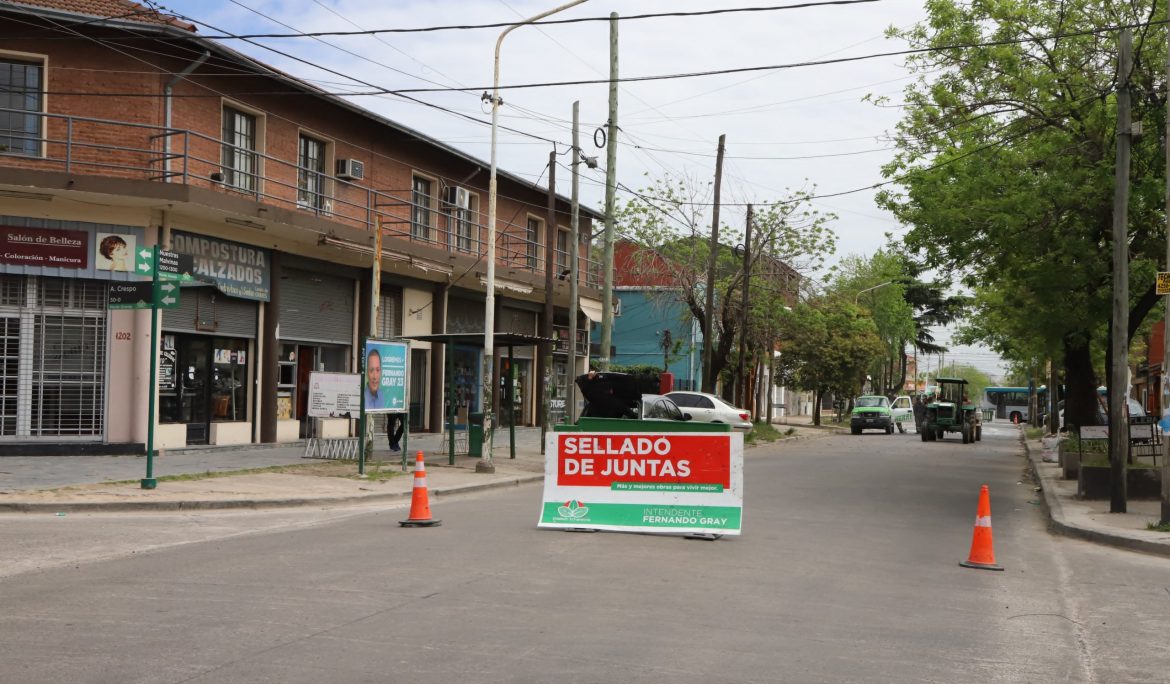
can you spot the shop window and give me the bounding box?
[0,316,17,436]
[211,339,248,422]
[0,57,43,156]
[276,343,297,421]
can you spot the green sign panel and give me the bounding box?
[107,281,180,310]
[133,246,194,282]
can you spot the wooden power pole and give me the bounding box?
[1109,29,1132,514]
[703,134,726,393]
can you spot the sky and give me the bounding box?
[149,0,1008,379]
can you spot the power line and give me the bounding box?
[168,1,884,39]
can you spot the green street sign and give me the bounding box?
[133,247,154,276]
[154,281,180,309]
[108,282,153,309]
[108,282,180,309]
[133,246,194,282]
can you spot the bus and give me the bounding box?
[981,386,1046,423]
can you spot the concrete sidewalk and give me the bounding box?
[1024,431,1170,558]
[0,420,835,513]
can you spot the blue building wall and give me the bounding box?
[611,290,702,391]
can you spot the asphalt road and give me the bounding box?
[3,422,1169,683]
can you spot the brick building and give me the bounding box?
[0,0,603,453]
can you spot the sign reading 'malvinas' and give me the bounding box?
[171,230,270,301]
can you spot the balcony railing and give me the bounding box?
[0,108,603,288]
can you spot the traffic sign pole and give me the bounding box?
[142,246,159,489]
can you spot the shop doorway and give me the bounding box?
[160,334,250,445]
[409,349,426,431]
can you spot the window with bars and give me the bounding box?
[297,134,327,210]
[0,316,17,436]
[525,217,541,269]
[0,277,107,439]
[222,106,258,192]
[411,176,433,241]
[0,58,43,156]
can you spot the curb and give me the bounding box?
[0,474,546,514]
[1023,434,1170,559]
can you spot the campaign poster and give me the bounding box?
[362,339,408,414]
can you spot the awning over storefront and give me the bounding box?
[579,297,604,323]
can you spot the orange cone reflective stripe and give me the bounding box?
[960,484,1003,571]
[400,451,441,527]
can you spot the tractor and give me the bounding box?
[920,377,982,444]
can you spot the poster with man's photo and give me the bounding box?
[362,339,408,413]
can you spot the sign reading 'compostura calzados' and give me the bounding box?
[539,431,744,536]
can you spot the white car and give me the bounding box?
[638,394,691,423]
[891,395,914,433]
[665,391,752,432]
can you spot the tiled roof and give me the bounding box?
[6,0,196,31]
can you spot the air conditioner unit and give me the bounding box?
[444,185,471,210]
[335,158,365,181]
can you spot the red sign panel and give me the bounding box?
[556,433,731,488]
[0,226,89,269]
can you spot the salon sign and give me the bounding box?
[539,431,743,535]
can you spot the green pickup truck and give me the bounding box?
[851,395,894,435]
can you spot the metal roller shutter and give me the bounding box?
[163,286,257,338]
[279,269,354,345]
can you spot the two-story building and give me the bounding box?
[0,0,604,453]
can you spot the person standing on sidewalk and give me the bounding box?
[387,412,405,452]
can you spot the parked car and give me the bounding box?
[851,395,894,435]
[664,391,752,431]
[638,394,692,422]
[890,395,914,433]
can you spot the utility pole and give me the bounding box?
[737,204,753,407]
[1161,29,1170,524]
[539,150,556,453]
[703,134,726,393]
[568,101,582,423]
[598,12,619,371]
[1110,28,1133,514]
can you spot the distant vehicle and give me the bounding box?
[981,386,1048,423]
[665,391,752,432]
[890,395,914,433]
[921,377,982,444]
[851,395,894,435]
[637,394,691,423]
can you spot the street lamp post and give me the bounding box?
[480,0,588,474]
[854,280,896,305]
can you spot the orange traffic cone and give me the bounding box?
[400,451,441,527]
[960,484,1003,571]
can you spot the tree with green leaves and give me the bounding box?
[772,296,883,425]
[876,1,1167,430]
[614,174,837,398]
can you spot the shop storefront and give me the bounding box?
[0,219,144,452]
[447,297,485,421]
[159,230,269,447]
[275,264,355,440]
